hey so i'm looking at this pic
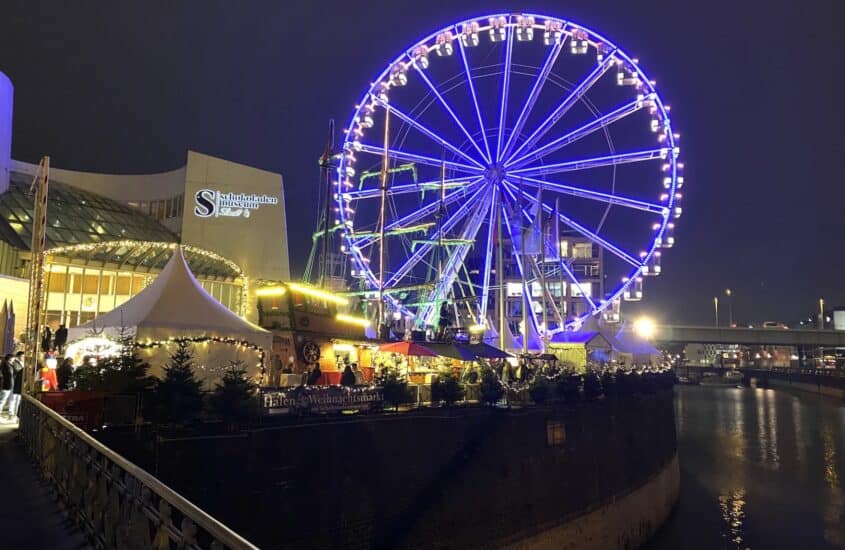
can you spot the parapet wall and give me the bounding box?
[100,391,678,549]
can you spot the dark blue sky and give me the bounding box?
[1,0,842,325]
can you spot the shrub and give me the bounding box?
[555,374,582,403]
[583,372,602,400]
[600,370,618,398]
[529,376,551,404]
[377,367,409,411]
[431,371,464,406]
[478,365,504,406]
[616,370,642,396]
[210,362,259,427]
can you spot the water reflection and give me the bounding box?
[649,386,845,549]
[718,490,746,549]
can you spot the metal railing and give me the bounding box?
[18,395,259,550]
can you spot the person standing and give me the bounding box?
[306,363,322,386]
[41,326,53,354]
[54,324,68,353]
[7,351,24,421]
[352,363,365,385]
[0,354,12,419]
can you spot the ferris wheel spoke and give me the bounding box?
[344,177,475,200]
[457,29,493,162]
[500,38,566,162]
[507,147,670,178]
[518,175,667,215]
[495,16,515,161]
[370,95,485,169]
[352,177,484,249]
[506,52,617,165]
[384,184,488,287]
[502,180,642,268]
[500,211,545,337]
[355,143,483,174]
[412,65,492,163]
[419,191,491,326]
[479,189,498,321]
[506,96,650,170]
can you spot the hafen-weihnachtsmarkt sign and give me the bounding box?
[193,189,279,219]
[262,387,384,415]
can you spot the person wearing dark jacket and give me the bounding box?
[41,326,53,353]
[0,354,12,418]
[54,325,68,353]
[340,364,355,387]
[305,363,322,386]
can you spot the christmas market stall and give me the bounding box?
[66,247,272,384]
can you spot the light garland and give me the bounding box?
[133,335,267,375]
[336,313,370,328]
[286,282,349,305]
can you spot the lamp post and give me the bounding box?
[725,288,733,327]
[713,296,719,327]
[819,298,825,330]
[819,297,825,368]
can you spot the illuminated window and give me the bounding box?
[571,282,592,297]
[559,240,569,258]
[547,420,565,446]
[506,282,523,297]
[573,242,592,259]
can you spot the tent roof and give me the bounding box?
[69,247,270,347]
[609,328,660,355]
[550,330,609,346]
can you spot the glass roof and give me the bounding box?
[0,171,178,250]
[0,172,242,280]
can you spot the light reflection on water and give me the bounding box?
[647,386,845,549]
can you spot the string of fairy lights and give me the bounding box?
[133,335,266,378]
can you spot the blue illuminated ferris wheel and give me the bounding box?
[334,13,683,334]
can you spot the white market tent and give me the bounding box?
[68,247,272,383]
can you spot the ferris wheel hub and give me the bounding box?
[484,164,506,186]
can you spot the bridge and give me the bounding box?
[653,325,845,347]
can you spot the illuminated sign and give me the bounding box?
[194,189,279,219]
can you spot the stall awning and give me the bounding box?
[459,343,511,359]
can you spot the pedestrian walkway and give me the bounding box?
[0,421,90,549]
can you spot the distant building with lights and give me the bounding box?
[466,233,604,335]
[0,70,290,339]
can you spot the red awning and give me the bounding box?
[379,341,439,357]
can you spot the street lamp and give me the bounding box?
[725,288,733,327]
[714,296,719,327]
[819,298,825,330]
[633,316,657,340]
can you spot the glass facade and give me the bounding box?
[43,262,243,328]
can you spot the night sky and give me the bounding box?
[1,1,842,326]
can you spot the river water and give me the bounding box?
[647,385,845,549]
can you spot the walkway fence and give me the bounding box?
[18,395,259,550]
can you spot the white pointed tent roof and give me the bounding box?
[68,247,271,351]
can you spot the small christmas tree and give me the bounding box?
[153,339,204,424]
[100,325,152,394]
[210,361,258,428]
[376,367,409,411]
[431,370,464,406]
[478,365,504,406]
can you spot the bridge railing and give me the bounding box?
[17,395,259,550]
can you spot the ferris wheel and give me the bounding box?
[334,13,683,334]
